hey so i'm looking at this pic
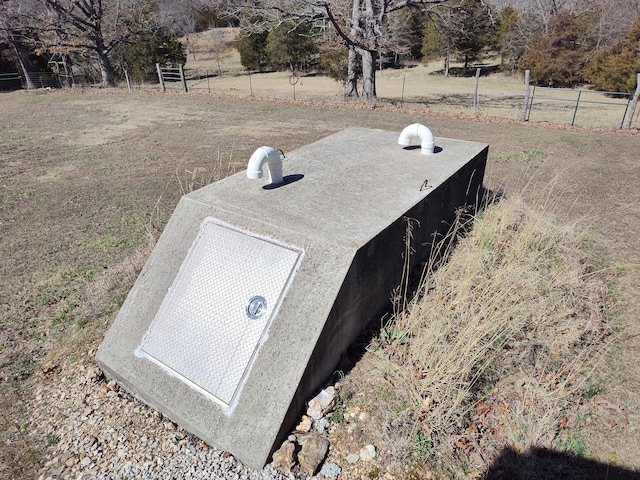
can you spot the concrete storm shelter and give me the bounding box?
[96,126,488,469]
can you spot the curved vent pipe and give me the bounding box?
[398,123,435,155]
[247,146,284,185]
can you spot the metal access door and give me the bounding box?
[139,218,303,408]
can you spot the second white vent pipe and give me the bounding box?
[398,123,435,155]
[247,146,284,185]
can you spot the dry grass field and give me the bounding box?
[0,90,640,479]
[1,77,639,477]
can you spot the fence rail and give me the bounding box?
[0,72,22,90]
[526,86,631,129]
[156,64,187,93]
[2,71,62,89]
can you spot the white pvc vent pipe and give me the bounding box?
[398,123,435,155]
[247,146,284,185]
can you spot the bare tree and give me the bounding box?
[488,0,640,39]
[486,0,640,71]
[346,0,361,96]
[158,0,202,35]
[157,0,202,61]
[210,29,233,76]
[33,0,155,87]
[226,0,450,100]
[0,0,40,88]
[588,0,640,49]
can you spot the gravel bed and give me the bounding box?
[30,359,302,480]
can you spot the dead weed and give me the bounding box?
[331,190,614,478]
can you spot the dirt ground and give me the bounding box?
[1,88,639,478]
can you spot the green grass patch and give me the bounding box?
[555,434,587,456]
[46,434,60,447]
[489,149,546,168]
[411,427,434,460]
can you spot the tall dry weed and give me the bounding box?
[175,148,240,195]
[366,190,612,472]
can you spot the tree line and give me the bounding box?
[0,0,204,88]
[1,0,639,98]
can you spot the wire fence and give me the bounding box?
[525,86,631,129]
[7,65,638,130]
[181,68,339,101]
[0,71,61,90]
[24,71,61,89]
[175,66,637,130]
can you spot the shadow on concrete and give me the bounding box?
[485,446,640,480]
[402,145,444,154]
[262,174,304,190]
[333,185,504,378]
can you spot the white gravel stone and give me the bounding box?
[319,462,341,479]
[359,444,376,461]
[33,364,301,480]
[346,453,359,464]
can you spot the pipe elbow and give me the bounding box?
[398,123,435,155]
[247,146,284,184]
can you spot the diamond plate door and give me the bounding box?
[139,218,303,408]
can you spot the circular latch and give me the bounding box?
[246,296,267,320]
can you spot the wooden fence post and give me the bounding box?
[521,70,530,121]
[571,90,582,126]
[124,69,132,91]
[622,73,640,129]
[179,64,188,93]
[473,68,481,114]
[156,63,165,92]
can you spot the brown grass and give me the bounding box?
[329,187,613,478]
[174,148,242,195]
[1,90,639,478]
